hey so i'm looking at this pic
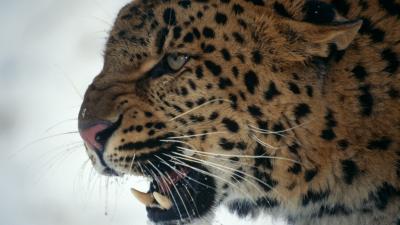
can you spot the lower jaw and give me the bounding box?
[146,165,217,224]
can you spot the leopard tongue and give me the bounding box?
[130,188,173,210]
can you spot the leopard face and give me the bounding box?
[78,0,400,224]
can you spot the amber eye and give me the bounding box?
[166,54,189,71]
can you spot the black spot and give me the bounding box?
[172,104,183,113]
[202,43,216,53]
[257,120,268,131]
[378,0,400,16]
[302,189,330,206]
[204,60,222,76]
[232,66,239,78]
[304,169,318,182]
[237,54,245,63]
[323,109,337,128]
[396,157,400,178]
[244,70,259,94]
[222,118,240,132]
[294,103,311,120]
[192,28,201,39]
[196,97,206,105]
[337,139,349,150]
[264,81,281,101]
[221,49,231,61]
[251,51,263,64]
[203,27,215,38]
[237,19,247,29]
[218,77,233,89]
[236,142,247,150]
[220,0,230,3]
[288,163,302,174]
[359,17,386,43]
[352,65,368,81]
[358,85,374,116]
[185,101,194,108]
[118,133,173,151]
[320,129,336,141]
[306,85,314,97]
[367,137,392,150]
[215,12,228,25]
[232,4,244,14]
[382,48,399,74]
[209,112,219,120]
[178,0,191,9]
[303,1,335,24]
[273,2,292,18]
[155,27,169,54]
[370,182,400,210]
[248,105,263,117]
[229,94,238,109]
[288,82,301,94]
[219,138,235,150]
[183,32,194,43]
[272,122,284,141]
[144,112,153,117]
[180,87,188,96]
[245,0,264,6]
[163,8,177,25]
[331,0,350,16]
[190,115,205,123]
[341,159,359,185]
[232,32,245,44]
[173,26,182,39]
[288,143,300,156]
[188,79,197,90]
[388,87,399,98]
[136,125,143,132]
[253,168,277,192]
[195,66,204,79]
[254,144,272,169]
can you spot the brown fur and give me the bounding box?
[79,0,400,224]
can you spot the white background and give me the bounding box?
[0,0,285,224]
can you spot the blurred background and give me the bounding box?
[0,0,285,224]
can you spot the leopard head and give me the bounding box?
[78,0,361,224]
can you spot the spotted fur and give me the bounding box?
[79,0,400,224]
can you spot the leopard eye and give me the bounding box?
[166,54,189,71]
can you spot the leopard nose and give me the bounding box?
[79,123,111,151]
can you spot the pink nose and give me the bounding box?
[79,124,110,150]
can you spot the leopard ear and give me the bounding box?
[279,19,363,58]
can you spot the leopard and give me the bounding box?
[77,0,400,224]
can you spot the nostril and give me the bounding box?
[80,123,111,150]
[79,116,123,151]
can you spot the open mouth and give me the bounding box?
[79,117,217,223]
[131,158,217,224]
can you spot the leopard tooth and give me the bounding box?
[130,188,154,206]
[153,192,173,210]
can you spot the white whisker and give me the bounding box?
[169,98,232,121]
